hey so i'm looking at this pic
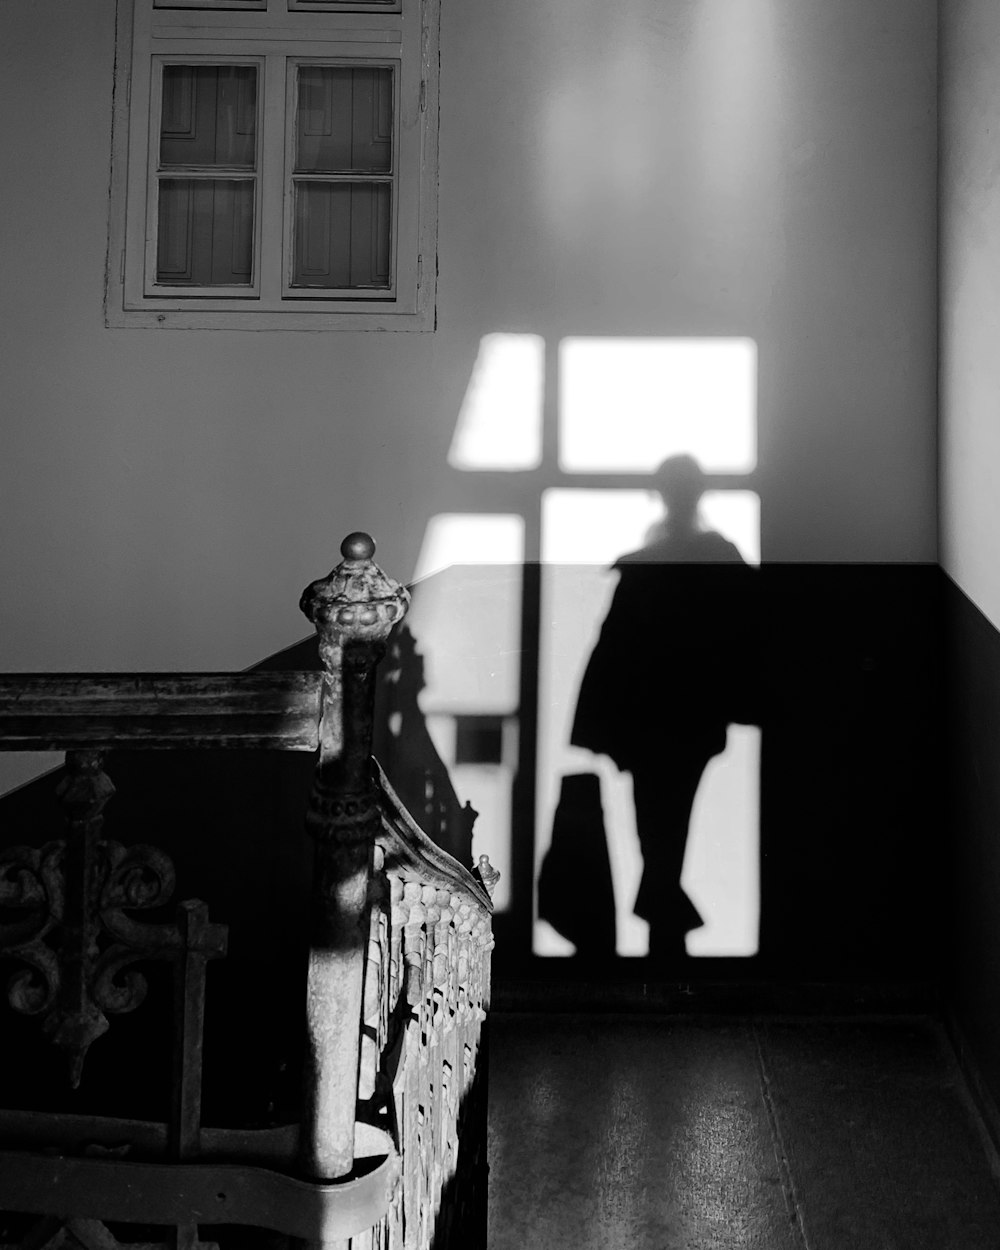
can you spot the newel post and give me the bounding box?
[299,532,410,1180]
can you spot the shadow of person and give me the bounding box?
[537,771,618,959]
[569,453,761,962]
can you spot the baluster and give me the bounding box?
[432,889,451,991]
[171,899,227,1161]
[358,901,383,1106]
[402,882,425,1009]
[376,905,390,1061]
[388,875,405,1017]
[298,532,408,1184]
[49,749,116,1087]
[448,894,461,1023]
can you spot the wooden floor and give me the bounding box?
[487,1014,1000,1249]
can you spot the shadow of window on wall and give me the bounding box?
[405,334,761,960]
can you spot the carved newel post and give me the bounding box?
[299,532,410,1181]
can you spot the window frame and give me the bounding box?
[282,56,399,299]
[106,0,439,330]
[147,56,265,298]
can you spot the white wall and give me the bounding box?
[940,0,1000,629]
[1,1,936,673]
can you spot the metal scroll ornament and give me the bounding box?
[0,750,226,1088]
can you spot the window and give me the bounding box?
[107,0,439,329]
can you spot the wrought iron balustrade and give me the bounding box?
[0,533,495,1250]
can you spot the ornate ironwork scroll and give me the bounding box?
[0,750,227,1095]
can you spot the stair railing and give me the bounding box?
[0,533,495,1250]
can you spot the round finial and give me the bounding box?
[341,531,376,561]
[475,854,500,898]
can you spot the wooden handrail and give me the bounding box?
[0,672,323,750]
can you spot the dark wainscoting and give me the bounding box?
[495,562,946,999]
[756,563,943,980]
[942,574,1000,1134]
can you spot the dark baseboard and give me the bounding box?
[492,977,941,1016]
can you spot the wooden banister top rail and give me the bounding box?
[0,530,408,761]
[0,672,323,751]
[0,675,493,919]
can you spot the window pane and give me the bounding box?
[292,182,390,289]
[296,67,392,173]
[160,66,257,169]
[558,338,757,473]
[156,178,254,286]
